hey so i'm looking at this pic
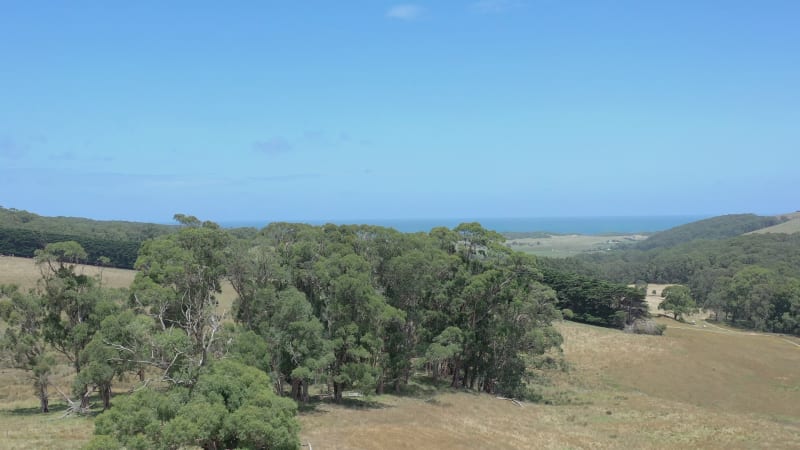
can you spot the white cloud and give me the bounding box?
[386,4,424,20]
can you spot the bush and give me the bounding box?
[624,319,666,335]
[89,360,300,450]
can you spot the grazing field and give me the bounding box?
[2,257,799,449]
[0,255,238,312]
[298,320,800,449]
[506,234,648,257]
[750,212,800,235]
[641,283,706,320]
[0,256,136,291]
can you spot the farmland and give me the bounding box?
[506,233,648,257]
[1,255,798,448]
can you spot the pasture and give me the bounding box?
[1,257,799,449]
[750,212,800,235]
[506,233,648,257]
[0,256,135,291]
[297,320,800,449]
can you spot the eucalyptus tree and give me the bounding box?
[658,285,698,321]
[33,241,121,409]
[0,284,55,412]
[128,215,230,385]
[381,245,460,391]
[314,252,402,402]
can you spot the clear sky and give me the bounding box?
[1,1,798,222]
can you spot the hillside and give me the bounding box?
[0,207,173,242]
[569,230,800,335]
[750,212,800,235]
[634,214,784,250]
[0,207,175,268]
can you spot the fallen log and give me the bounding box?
[495,396,524,408]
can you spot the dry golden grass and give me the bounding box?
[0,256,136,291]
[298,389,800,449]
[557,320,800,419]
[0,255,237,313]
[749,215,800,234]
[0,364,97,450]
[298,321,800,449]
[0,407,94,450]
[643,283,672,315]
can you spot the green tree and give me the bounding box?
[89,359,300,450]
[658,285,698,321]
[0,284,55,412]
[75,309,153,409]
[423,326,463,382]
[129,216,229,384]
[34,241,120,409]
[315,253,402,402]
[725,267,783,331]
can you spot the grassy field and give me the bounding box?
[297,319,800,449]
[2,258,800,449]
[750,212,800,235]
[0,256,136,291]
[506,233,648,257]
[0,255,238,312]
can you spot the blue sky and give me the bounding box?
[1,1,798,223]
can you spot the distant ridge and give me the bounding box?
[0,207,174,268]
[634,213,784,250]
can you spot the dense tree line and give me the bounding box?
[0,226,142,268]
[0,207,173,242]
[0,208,263,269]
[0,207,173,269]
[539,267,647,328]
[0,216,656,448]
[567,232,800,335]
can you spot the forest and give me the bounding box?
[0,207,174,269]
[551,215,800,335]
[0,215,646,449]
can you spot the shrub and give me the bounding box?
[624,319,666,335]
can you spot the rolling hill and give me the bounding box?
[750,212,800,235]
[634,214,785,250]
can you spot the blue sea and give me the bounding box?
[219,215,708,235]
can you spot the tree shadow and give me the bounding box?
[336,396,390,410]
[389,375,455,399]
[6,392,107,417]
[7,403,68,416]
[297,395,392,415]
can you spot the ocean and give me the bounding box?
[218,215,708,235]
